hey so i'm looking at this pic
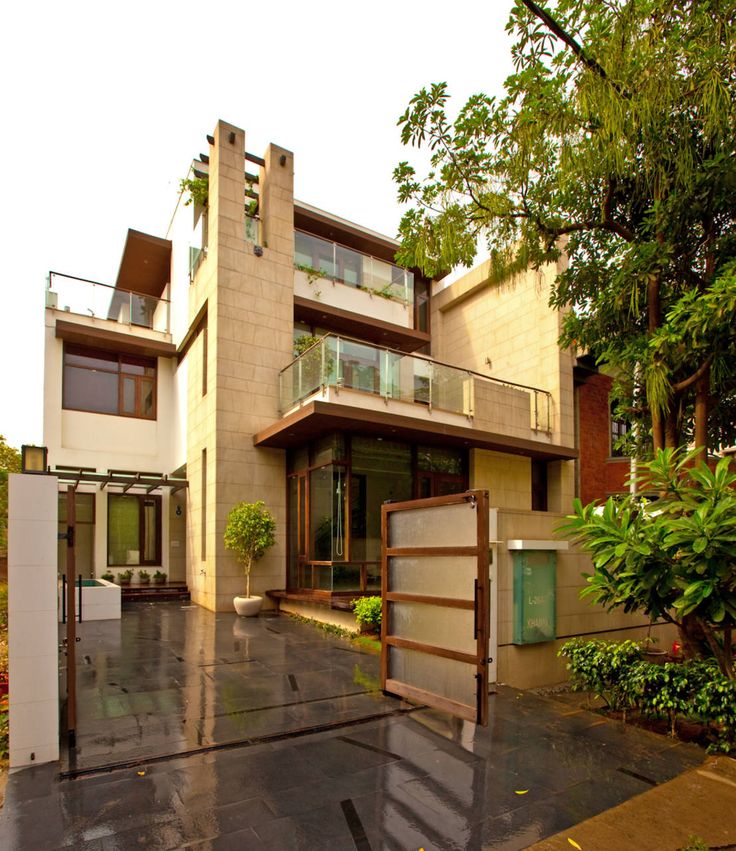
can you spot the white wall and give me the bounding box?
[43,319,179,473]
[8,474,59,768]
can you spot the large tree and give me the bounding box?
[394,0,736,456]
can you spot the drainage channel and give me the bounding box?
[60,702,424,781]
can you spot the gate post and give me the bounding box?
[8,473,59,768]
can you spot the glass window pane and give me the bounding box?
[350,438,412,564]
[64,366,118,414]
[314,566,332,590]
[108,496,140,565]
[309,465,346,561]
[416,446,466,474]
[141,379,154,417]
[332,563,361,591]
[335,244,363,287]
[122,377,136,414]
[65,348,117,370]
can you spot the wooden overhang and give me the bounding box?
[50,467,188,493]
[294,296,430,353]
[55,319,177,359]
[115,229,172,298]
[294,202,401,265]
[253,400,578,461]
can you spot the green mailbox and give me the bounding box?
[512,550,557,644]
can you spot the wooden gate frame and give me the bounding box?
[380,490,490,725]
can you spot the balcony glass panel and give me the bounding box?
[47,273,170,333]
[280,335,474,417]
[295,230,413,304]
[295,231,335,278]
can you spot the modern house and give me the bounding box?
[41,119,664,687]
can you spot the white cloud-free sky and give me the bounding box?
[1,0,515,449]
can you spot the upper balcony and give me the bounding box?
[294,231,423,342]
[257,335,574,462]
[47,272,171,334]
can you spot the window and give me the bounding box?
[531,460,548,511]
[107,494,161,566]
[63,344,156,419]
[611,408,629,457]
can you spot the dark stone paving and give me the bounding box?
[62,603,395,772]
[0,604,705,849]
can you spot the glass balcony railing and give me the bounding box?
[46,272,170,333]
[280,335,474,417]
[294,230,414,304]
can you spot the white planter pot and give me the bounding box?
[234,595,263,617]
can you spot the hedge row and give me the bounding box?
[559,638,736,752]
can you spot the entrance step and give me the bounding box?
[121,584,190,603]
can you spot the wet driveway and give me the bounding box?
[0,603,705,849]
[62,602,397,773]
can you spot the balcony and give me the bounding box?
[47,272,171,334]
[294,231,415,331]
[269,335,560,456]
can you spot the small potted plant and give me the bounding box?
[153,570,167,586]
[101,572,114,583]
[117,569,133,586]
[224,500,276,616]
[138,569,151,585]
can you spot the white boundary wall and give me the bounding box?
[8,474,59,768]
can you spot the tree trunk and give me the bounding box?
[647,266,664,452]
[693,366,710,462]
[245,555,252,599]
[664,410,678,449]
[678,613,709,660]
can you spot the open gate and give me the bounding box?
[380,490,490,725]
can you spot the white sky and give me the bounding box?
[0,0,515,449]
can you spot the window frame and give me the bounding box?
[107,493,162,567]
[62,343,157,420]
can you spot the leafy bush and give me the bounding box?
[560,639,736,751]
[224,501,276,599]
[352,596,382,632]
[559,450,736,678]
[101,572,114,582]
[559,638,642,711]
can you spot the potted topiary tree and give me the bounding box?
[224,500,276,617]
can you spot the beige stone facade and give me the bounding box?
[41,118,650,688]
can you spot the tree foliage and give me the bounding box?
[559,449,736,678]
[395,0,736,454]
[0,436,21,556]
[223,500,276,599]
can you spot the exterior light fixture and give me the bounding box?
[21,445,48,473]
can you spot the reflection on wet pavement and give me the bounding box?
[0,604,705,849]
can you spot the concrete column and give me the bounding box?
[8,473,59,768]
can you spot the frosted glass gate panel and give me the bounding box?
[381,491,490,724]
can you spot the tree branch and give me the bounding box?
[671,356,713,395]
[520,0,627,96]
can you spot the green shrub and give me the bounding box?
[559,638,643,711]
[352,596,382,632]
[224,500,276,599]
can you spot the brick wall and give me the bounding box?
[577,373,630,503]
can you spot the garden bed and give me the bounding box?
[556,638,736,754]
